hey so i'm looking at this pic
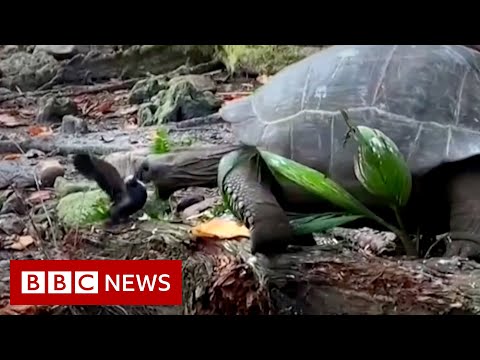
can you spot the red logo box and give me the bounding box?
[9,260,183,306]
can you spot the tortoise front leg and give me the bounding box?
[444,167,480,260]
[218,148,295,255]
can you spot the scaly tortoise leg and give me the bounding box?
[218,148,296,255]
[444,168,480,260]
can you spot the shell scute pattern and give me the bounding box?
[221,45,480,179]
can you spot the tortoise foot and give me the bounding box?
[445,237,480,261]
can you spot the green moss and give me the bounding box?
[56,189,111,229]
[215,45,307,75]
[137,77,222,126]
[54,176,97,199]
[129,77,168,105]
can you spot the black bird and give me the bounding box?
[73,153,148,225]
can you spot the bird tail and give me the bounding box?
[73,154,125,203]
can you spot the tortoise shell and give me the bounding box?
[220,45,480,188]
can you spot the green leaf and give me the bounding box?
[341,111,412,208]
[259,149,374,217]
[290,212,364,235]
[151,126,171,155]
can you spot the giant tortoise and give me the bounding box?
[137,44,480,259]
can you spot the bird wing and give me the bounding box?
[73,154,126,203]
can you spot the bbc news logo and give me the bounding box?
[9,260,182,306]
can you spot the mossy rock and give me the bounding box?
[54,176,97,199]
[136,77,222,126]
[119,45,217,79]
[215,45,317,75]
[56,189,110,229]
[129,77,169,105]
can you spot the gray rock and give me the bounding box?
[34,45,92,60]
[61,115,89,134]
[36,96,79,123]
[129,77,168,105]
[36,159,64,188]
[25,149,45,159]
[0,51,56,78]
[138,78,223,126]
[176,195,205,213]
[168,74,216,93]
[0,161,35,190]
[0,192,27,215]
[181,197,218,219]
[0,45,19,60]
[0,214,24,235]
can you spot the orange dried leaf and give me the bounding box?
[27,190,51,204]
[191,218,250,241]
[9,235,35,251]
[2,153,22,161]
[97,100,114,114]
[27,126,53,137]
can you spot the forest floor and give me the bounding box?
[0,45,309,315]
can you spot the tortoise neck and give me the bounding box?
[160,144,243,196]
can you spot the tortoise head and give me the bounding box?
[136,147,232,200]
[136,154,181,200]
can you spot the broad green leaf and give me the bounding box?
[259,149,376,217]
[290,212,364,235]
[351,125,412,208]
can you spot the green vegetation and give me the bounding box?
[215,45,308,75]
[151,127,171,154]
[56,189,111,229]
[258,110,416,255]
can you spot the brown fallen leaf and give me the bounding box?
[115,105,138,116]
[191,218,250,241]
[96,100,114,114]
[27,126,53,137]
[9,235,35,251]
[27,190,51,204]
[0,114,27,128]
[2,153,22,161]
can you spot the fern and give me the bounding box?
[151,126,171,154]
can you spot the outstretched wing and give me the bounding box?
[73,154,126,203]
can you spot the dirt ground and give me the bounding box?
[0,45,277,315]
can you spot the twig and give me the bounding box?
[10,185,51,260]
[425,233,451,259]
[0,78,141,104]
